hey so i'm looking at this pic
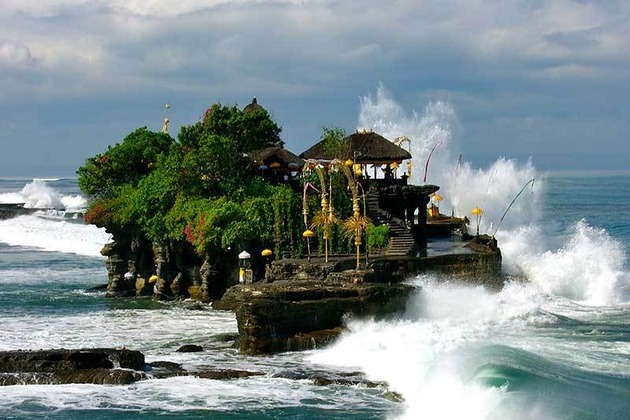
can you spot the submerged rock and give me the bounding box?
[176,344,204,353]
[0,348,264,386]
[0,348,146,386]
[194,369,265,380]
[273,368,404,402]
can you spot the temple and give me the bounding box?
[86,97,502,355]
[212,100,502,354]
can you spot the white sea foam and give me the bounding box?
[358,85,542,233]
[0,215,110,257]
[309,85,630,419]
[0,374,389,415]
[0,179,86,209]
[0,305,391,415]
[0,191,25,203]
[0,306,237,353]
[309,276,630,419]
[499,220,630,306]
[32,178,62,182]
[17,179,66,208]
[60,194,87,211]
[309,278,548,419]
[358,83,458,189]
[357,84,628,306]
[0,266,105,285]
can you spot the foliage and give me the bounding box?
[321,126,347,158]
[271,185,303,257]
[202,103,283,154]
[179,132,248,198]
[164,196,213,243]
[327,170,353,254]
[367,224,389,252]
[134,163,180,242]
[83,184,138,234]
[77,127,174,198]
[77,100,358,262]
[170,195,277,255]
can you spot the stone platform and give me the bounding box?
[214,238,502,355]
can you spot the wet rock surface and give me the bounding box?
[176,344,204,353]
[0,348,265,386]
[215,280,415,355]
[0,203,39,220]
[0,350,403,402]
[0,348,145,386]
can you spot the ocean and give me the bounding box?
[1,169,628,419]
[1,89,630,419]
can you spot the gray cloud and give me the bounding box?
[0,40,36,68]
[0,0,628,175]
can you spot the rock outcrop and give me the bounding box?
[0,348,398,396]
[0,348,146,386]
[213,242,502,355]
[101,234,238,302]
[214,276,415,355]
[0,203,40,220]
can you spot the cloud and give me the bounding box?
[0,0,629,174]
[0,40,36,68]
[2,0,628,98]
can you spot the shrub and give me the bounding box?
[367,224,389,252]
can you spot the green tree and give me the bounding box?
[79,100,307,262]
[77,127,174,198]
[202,103,283,154]
[321,126,347,158]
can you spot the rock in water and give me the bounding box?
[176,345,204,353]
[0,348,146,386]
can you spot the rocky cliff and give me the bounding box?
[101,233,238,302]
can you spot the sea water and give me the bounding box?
[1,105,629,419]
[2,176,629,420]
[0,179,397,419]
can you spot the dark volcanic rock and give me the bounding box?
[213,332,240,342]
[0,203,39,220]
[146,362,262,381]
[149,361,183,370]
[0,369,145,386]
[273,369,404,402]
[0,348,145,372]
[0,349,146,386]
[194,369,265,380]
[216,280,415,355]
[176,344,204,353]
[86,283,109,292]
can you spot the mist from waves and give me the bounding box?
[356,84,630,305]
[310,273,630,419]
[308,85,630,419]
[0,179,109,257]
[0,179,86,210]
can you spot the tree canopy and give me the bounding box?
[79,101,299,256]
[78,101,368,262]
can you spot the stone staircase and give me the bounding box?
[366,191,415,256]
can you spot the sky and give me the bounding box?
[1,0,629,176]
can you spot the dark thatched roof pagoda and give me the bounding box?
[249,146,304,186]
[243,97,264,113]
[300,129,412,164]
[249,146,304,170]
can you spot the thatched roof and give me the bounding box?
[243,97,265,113]
[300,130,412,164]
[250,147,304,169]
